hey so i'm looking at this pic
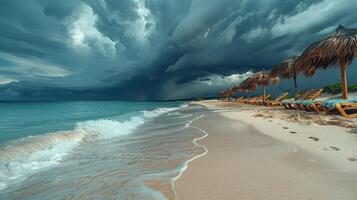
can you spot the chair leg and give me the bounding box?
[298,104,306,110]
[291,104,298,109]
[303,105,312,112]
[335,103,350,118]
[285,104,290,109]
[310,104,321,113]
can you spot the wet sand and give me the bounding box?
[175,101,357,200]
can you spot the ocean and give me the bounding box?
[0,101,208,199]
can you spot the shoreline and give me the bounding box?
[175,100,357,200]
[171,121,209,199]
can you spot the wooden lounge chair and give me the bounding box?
[282,90,312,109]
[309,99,357,118]
[335,102,357,118]
[240,96,252,103]
[235,97,244,102]
[243,96,261,104]
[265,92,289,106]
[255,95,271,105]
[248,95,265,105]
[239,97,251,103]
[294,89,324,110]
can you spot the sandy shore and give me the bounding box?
[175,100,357,200]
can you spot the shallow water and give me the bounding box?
[0,101,209,199]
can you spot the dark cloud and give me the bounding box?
[0,0,356,100]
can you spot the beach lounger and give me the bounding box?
[243,97,256,104]
[235,97,244,102]
[240,97,252,103]
[254,95,271,105]
[283,89,323,110]
[335,102,357,118]
[294,89,324,111]
[228,97,236,102]
[282,90,312,109]
[310,99,357,118]
[243,96,261,104]
[265,92,289,106]
[248,95,265,105]
[237,97,249,103]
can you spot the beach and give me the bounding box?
[1,100,357,199]
[175,100,357,200]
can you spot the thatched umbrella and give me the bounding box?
[242,71,279,102]
[270,57,299,94]
[220,86,237,100]
[270,57,318,98]
[256,71,280,101]
[240,76,258,91]
[227,85,243,98]
[230,85,240,93]
[296,25,357,99]
[234,83,256,95]
[218,90,230,101]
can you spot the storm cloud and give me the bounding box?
[0,0,356,100]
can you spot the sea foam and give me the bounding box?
[0,104,186,190]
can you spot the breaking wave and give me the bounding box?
[0,104,187,190]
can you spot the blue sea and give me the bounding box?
[0,101,208,199]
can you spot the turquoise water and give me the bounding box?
[0,101,208,199]
[0,101,182,143]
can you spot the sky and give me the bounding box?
[0,0,356,101]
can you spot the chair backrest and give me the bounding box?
[295,90,310,100]
[294,91,309,100]
[244,97,254,101]
[263,94,271,101]
[257,95,266,101]
[303,89,323,100]
[249,95,262,102]
[275,92,289,102]
[236,97,244,101]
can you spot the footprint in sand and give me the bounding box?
[309,136,319,141]
[289,131,297,134]
[283,127,289,130]
[329,146,340,151]
[348,157,357,162]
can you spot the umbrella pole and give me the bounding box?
[293,74,298,99]
[339,57,348,99]
[263,86,266,102]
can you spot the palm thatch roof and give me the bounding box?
[238,71,279,93]
[241,75,256,86]
[235,83,256,92]
[219,90,231,97]
[296,25,357,70]
[303,66,317,77]
[248,71,278,86]
[239,80,257,92]
[255,71,271,86]
[220,86,238,97]
[230,85,241,93]
[270,57,298,79]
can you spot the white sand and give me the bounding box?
[175,100,357,200]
